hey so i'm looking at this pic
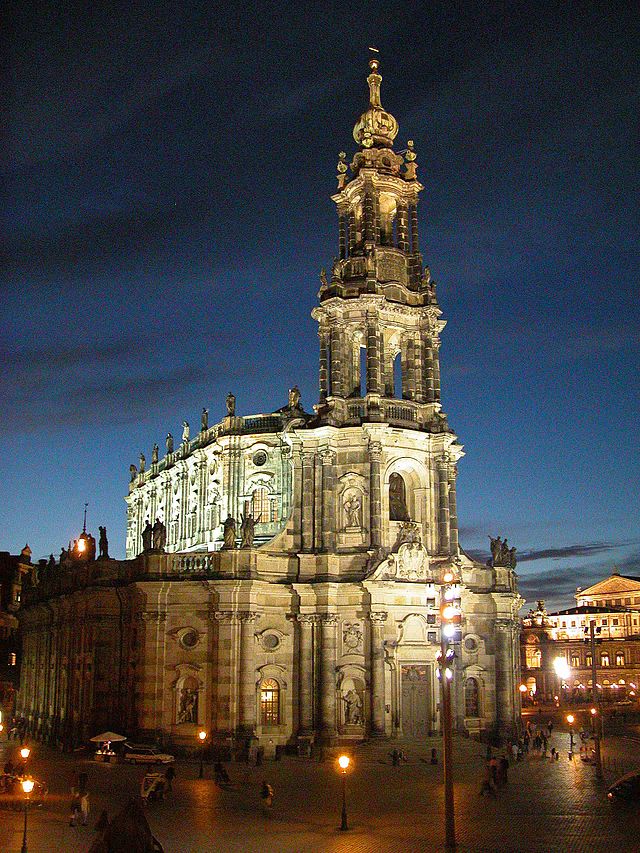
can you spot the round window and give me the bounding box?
[262,633,279,650]
[253,451,268,466]
[180,629,198,649]
[464,636,478,652]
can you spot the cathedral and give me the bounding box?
[18,58,523,754]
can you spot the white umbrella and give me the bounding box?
[90,731,127,743]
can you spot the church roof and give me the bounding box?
[577,573,640,597]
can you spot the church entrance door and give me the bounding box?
[401,665,430,738]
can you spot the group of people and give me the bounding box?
[479,750,511,797]
[5,716,27,744]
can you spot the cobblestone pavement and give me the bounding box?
[1,731,639,852]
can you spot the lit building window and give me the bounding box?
[251,487,278,523]
[601,654,610,667]
[260,678,280,726]
[615,652,625,667]
[464,677,480,718]
[571,655,580,667]
[586,654,592,667]
[526,648,541,669]
[9,652,17,666]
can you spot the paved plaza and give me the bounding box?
[1,729,639,852]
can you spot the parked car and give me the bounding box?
[607,770,640,803]
[123,743,175,765]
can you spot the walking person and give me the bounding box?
[261,779,274,812]
[165,764,175,792]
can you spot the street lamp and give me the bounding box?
[438,569,460,853]
[338,754,350,831]
[553,658,571,705]
[20,747,30,775]
[198,730,207,779]
[21,778,34,853]
[566,713,575,758]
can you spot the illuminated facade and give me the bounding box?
[19,59,522,752]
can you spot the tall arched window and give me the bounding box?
[252,487,277,523]
[260,678,280,726]
[465,677,479,718]
[600,653,610,667]
[615,651,625,666]
[389,472,409,521]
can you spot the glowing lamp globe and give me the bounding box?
[519,684,527,693]
[20,747,30,760]
[553,658,571,681]
[198,730,207,741]
[590,707,597,716]
[443,571,454,584]
[566,714,575,725]
[338,755,350,770]
[21,779,35,794]
[442,605,458,621]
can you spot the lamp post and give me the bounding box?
[20,746,31,775]
[438,569,460,853]
[21,778,34,853]
[338,754,350,831]
[586,620,603,780]
[566,713,575,759]
[198,730,207,779]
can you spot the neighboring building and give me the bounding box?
[521,599,640,704]
[18,58,523,753]
[0,546,33,724]
[576,572,640,611]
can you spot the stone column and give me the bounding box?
[369,613,387,735]
[414,332,424,403]
[448,466,459,556]
[239,612,260,734]
[290,447,303,551]
[410,202,419,253]
[329,326,343,397]
[338,210,347,259]
[313,453,323,550]
[396,202,409,252]
[319,615,338,740]
[321,451,336,552]
[213,612,237,737]
[297,615,317,734]
[406,337,416,400]
[433,340,441,402]
[366,314,380,394]
[437,462,450,555]
[423,338,435,403]
[348,209,356,255]
[301,452,315,552]
[364,191,375,243]
[318,323,329,402]
[369,441,383,549]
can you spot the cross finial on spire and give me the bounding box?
[83,502,88,533]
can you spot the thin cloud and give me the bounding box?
[518,542,619,563]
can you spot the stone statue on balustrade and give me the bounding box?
[240,512,259,549]
[129,464,137,483]
[152,518,166,551]
[488,535,517,568]
[222,516,237,549]
[201,407,208,431]
[226,392,236,417]
[151,443,159,464]
[142,521,153,552]
[98,526,109,560]
[182,421,190,443]
[166,433,174,454]
[139,452,145,474]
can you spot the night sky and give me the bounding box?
[2,2,638,611]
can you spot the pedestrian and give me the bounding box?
[77,773,89,826]
[214,761,230,786]
[430,748,438,765]
[523,731,530,753]
[261,779,274,810]
[165,764,175,792]
[94,809,109,833]
[499,754,509,786]
[511,742,518,763]
[256,745,264,767]
[69,788,82,827]
[489,755,499,790]
[479,761,496,797]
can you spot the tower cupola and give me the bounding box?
[352,57,399,149]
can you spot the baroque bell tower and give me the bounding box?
[313,55,446,433]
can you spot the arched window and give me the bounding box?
[526,647,541,669]
[465,677,479,718]
[615,652,625,667]
[260,678,280,726]
[600,653,610,667]
[252,487,277,523]
[389,473,409,521]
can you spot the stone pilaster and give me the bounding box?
[410,202,419,253]
[369,441,383,548]
[318,323,329,402]
[290,447,303,551]
[370,612,387,735]
[448,466,459,556]
[239,612,261,734]
[338,209,347,259]
[348,209,356,255]
[297,615,318,734]
[406,336,416,400]
[364,190,375,243]
[433,339,441,402]
[437,462,450,555]
[396,202,409,252]
[423,338,435,402]
[301,452,315,552]
[320,451,336,552]
[329,326,343,397]
[414,332,424,403]
[213,611,239,735]
[319,615,338,740]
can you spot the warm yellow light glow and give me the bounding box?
[338,754,350,770]
[0,723,3,732]
[553,657,571,680]
[198,730,207,741]
[443,571,454,584]
[21,778,34,794]
[590,707,597,715]
[20,747,30,760]
[77,538,85,553]
[519,684,527,693]
[566,714,574,725]
[442,605,458,621]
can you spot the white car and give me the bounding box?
[124,744,175,765]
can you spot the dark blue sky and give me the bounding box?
[2,1,638,611]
